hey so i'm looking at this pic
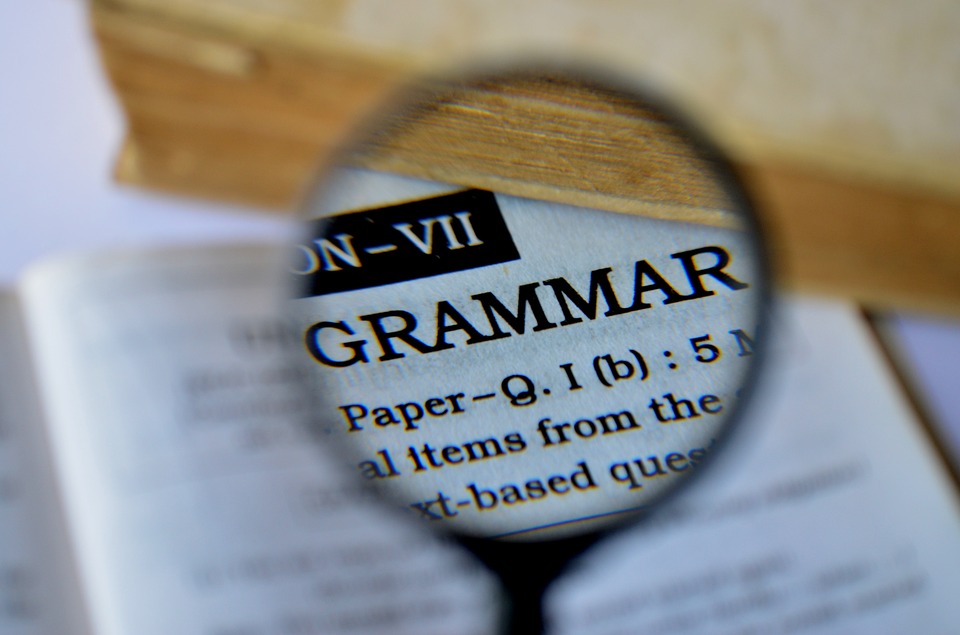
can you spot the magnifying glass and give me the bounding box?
[288,66,769,634]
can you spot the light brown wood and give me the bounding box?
[93,0,960,199]
[94,3,405,208]
[89,0,960,314]
[345,73,738,227]
[741,162,960,315]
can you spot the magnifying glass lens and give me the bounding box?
[287,68,768,633]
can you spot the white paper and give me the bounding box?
[548,297,960,634]
[0,293,89,635]
[20,245,497,635]
[297,170,761,539]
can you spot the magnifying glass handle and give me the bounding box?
[462,534,599,635]
[500,584,546,635]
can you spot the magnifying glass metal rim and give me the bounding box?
[294,60,773,547]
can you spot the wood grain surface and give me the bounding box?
[90,0,960,313]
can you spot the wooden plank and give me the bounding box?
[94,3,404,208]
[93,0,960,199]
[345,74,737,227]
[741,162,960,315]
[341,75,960,315]
[89,0,960,313]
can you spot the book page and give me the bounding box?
[0,293,89,634]
[547,297,960,633]
[294,169,762,540]
[19,245,496,635]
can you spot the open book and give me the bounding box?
[1,243,959,634]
